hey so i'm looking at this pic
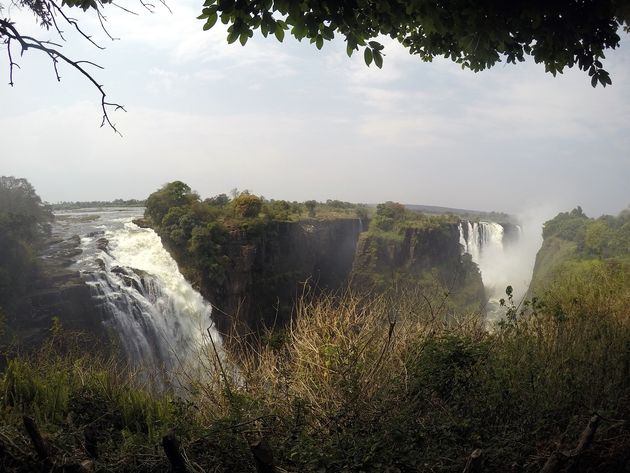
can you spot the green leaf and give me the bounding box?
[346,43,354,57]
[591,74,598,87]
[373,50,383,68]
[227,30,239,44]
[275,23,285,42]
[316,35,323,50]
[203,13,218,30]
[240,32,249,46]
[364,47,373,66]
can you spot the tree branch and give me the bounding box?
[1,17,125,134]
[48,0,106,49]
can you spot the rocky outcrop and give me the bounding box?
[352,223,486,312]
[3,234,104,358]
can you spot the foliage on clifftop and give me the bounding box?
[371,201,460,234]
[351,202,484,314]
[144,182,368,288]
[2,276,630,472]
[530,206,630,294]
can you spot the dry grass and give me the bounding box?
[1,271,630,471]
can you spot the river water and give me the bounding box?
[53,207,222,382]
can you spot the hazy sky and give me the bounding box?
[1,1,629,217]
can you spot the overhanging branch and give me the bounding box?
[0,0,163,133]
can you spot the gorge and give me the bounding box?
[39,204,528,362]
[1,182,536,375]
[5,180,630,472]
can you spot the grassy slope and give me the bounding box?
[2,280,630,472]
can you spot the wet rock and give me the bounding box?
[132,217,151,228]
[95,238,109,252]
[111,266,127,276]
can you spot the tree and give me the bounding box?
[0,176,53,240]
[0,176,51,305]
[206,193,230,207]
[198,0,630,86]
[232,193,262,218]
[304,200,317,217]
[145,181,199,225]
[376,201,405,221]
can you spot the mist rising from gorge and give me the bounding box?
[482,206,558,306]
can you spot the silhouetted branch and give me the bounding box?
[48,0,106,49]
[162,431,188,473]
[0,17,126,134]
[22,416,50,463]
[1,0,168,132]
[540,414,601,473]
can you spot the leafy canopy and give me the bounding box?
[198,0,629,86]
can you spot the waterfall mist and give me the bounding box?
[459,206,555,322]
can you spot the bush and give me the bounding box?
[232,193,263,218]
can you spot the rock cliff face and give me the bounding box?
[167,218,487,335]
[197,218,365,335]
[352,224,486,312]
[2,234,103,363]
[353,224,462,276]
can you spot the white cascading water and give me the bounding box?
[74,211,222,382]
[459,221,509,321]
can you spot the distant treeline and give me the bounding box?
[404,204,514,224]
[50,199,146,210]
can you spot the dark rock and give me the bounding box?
[95,238,109,252]
[132,217,152,228]
[167,218,365,336]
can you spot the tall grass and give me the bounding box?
[1,272,630,472]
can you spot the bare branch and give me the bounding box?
[139,1,156,13]
[6,36,21,86]
[1,18,125,134]
[111,2,140,16]
[95,7,119,41]
[48,0,106,49]
[2,1,169,133]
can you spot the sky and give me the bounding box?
[1,1,629,218]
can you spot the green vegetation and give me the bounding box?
[2,279,630,472]
[197,0,629,85]
[2,187,630,471]
[530,206,630,294]
[353,202,484,313]
[0,176,53,315]
[144,182,368,290]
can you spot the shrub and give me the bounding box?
[232,193,263,218]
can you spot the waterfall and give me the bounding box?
[74,211,221,380]
[459,220,508,320]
